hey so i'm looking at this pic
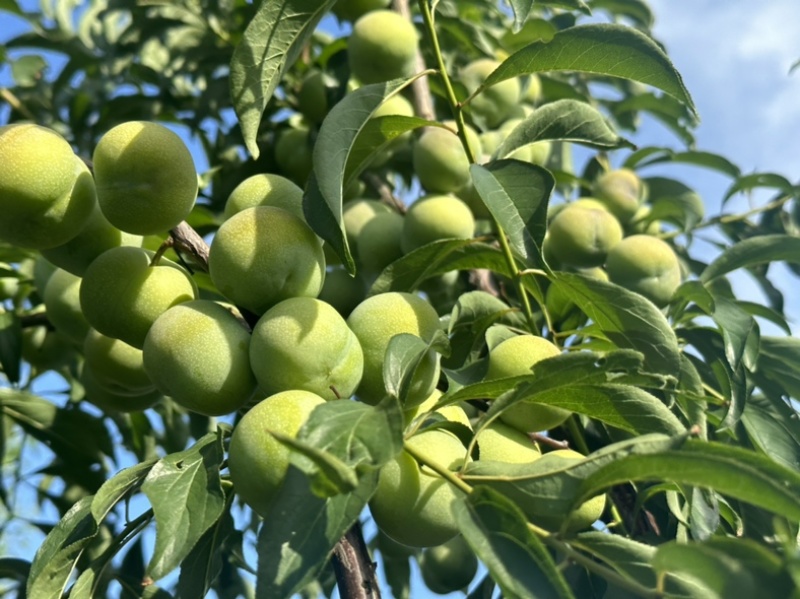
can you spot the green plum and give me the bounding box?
[546,203,623,268]
[81,365,162,413]
[592,168,643,224]
[274,127,314,184]
[222,173,304,222]
[317,266,366,317]
[83,328,156,397]
[401,195,475,253]
[460,58,521,128]
[43,268,90,345]
[606,234,681,307]
[476,419,541,463]
[357,211,404,275]
[348,10,418,84]
[420,535,478,594]
[412,125,481,194]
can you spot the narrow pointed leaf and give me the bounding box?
[722,173,796,204]
[454,487,576,599]
[230,0,337,157]
[0,311,21,384]
[175,510,235,599]
[700,235,800,283]
[142,432,226,581]
[91,459,158,523]
[507,1,590,33]
[495,99,634,160]
[482,24,696,117]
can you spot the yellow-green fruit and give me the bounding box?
[228,390,327,517]
[420,535,478,594]
[0,124,95,249]
[486,334,570,432]
[455,181,491,220]
[43,269,90,345]
[547,204,623,268]
[80,246,198,348]
[343,199,392,255]
[81,365,162,413]
[208,206,325,315]
[401,195,475,253]
[223,174,304,221]
[347,292,441,406]
[592,169,642,224]
[41,204,143,277]
[627,204,661,235]
[523,74,542,105]
[250,297,363,401]
[348,10,418,84]
[404,389,471,428]
[372,93,415,148]
[528,449,606,532]
[317,267,366,317]
[83,329,155,396]
[93,121,197,235]
[370,429,467,547]
[357,211,404,275]
[274,127,314,184]
[460,59,521,128]
[477,420,541,463]
[606,235,681,307]
[0,267,19,301]
[412,126,481,193]
[297,70,330,124]
[498,118,551,165]
[32,256,58,294]
[22,326,76,371]
[333,0,390,21]
[143,300,257,416]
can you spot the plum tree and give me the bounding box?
[419,535,478,594]
[79,246,198,348]
[348,10,418,84]
[546,203,623,267]
[347,291,441,406]
[369,428,468,547]
[93,121,197,234]
[249,297,363,401]
[143,300,257,416]
[208,206,325,315]
[227,390,327,517]
[606,234,682,306]
[0,124,95,249]
[222,173,304,221]
[485,334,571,432]
[401,195,475,253]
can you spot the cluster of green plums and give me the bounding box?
[0,3,687,588]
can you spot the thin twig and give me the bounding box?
[169,221,211,272]
[331,523,381,599]
[392,0,436,122]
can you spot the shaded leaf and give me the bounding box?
[175,508,236,599]
[482,24,696,117]
[384,331,450,407]
[506,0,590,33]
[454,487,575,599]
[142,431,226,581]
[230,0,337,157]
[700,235,800,283]
[0,311,21,384]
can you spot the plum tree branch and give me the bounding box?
[331,522,381,599]
[392,0,435,122]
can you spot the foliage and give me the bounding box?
[1,0,800,598]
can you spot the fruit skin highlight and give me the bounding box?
[228,390,327,517]
[93,121,197,235]
[249,297,364,401]
[0,124,96,249]
[143,300,257,416]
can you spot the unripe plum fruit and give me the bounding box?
[347,292,441,406]
[81,364,162,413]
[412,126,481,194]
[546,203,623,268]
[401,195,475,253]
[143,300,258,416]
[43,268,91,345]
[250,297,363,401]
[208,206,325,315]
[592,168,643,224]
[22,325,76,371]
[297,70,331,124]
[317,267,366,317]
[420,535,478,594]
[485,334,570,432]
[605,234,681,307]
[404,389,471,429]
[223,173,304,222]
[228,390,327,517]
[80,246,198,348]
[343,199,392,256]
[460,58,521,128]
[274,127,314,184]
[333,0,390,22]
[369,428,468,547]
[357,211,404,275]
[41,204,143,277]
[0,124,95,249]
[348,10,418,84]
[476,419,541,463]
[93,121,197,235]
[83,328,156,397]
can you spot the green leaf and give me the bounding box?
[591,0,655,29]
[27,496,96,599]
[578,440,800,521]
[609,92,697,145]
[370,240,510,295]
[306,76,427,273]
[755,336,800,400]
[548,272,682,378]
[645,176,705,231]
[230,0,337,158]
[454,487,576,599]
[0,389,112,463]
[0,311,21,384]
[709,296,759,376]
[142,431,226,581]
[384,331,449,407]
[624,148,740,178]
[482,24,697,117]
[722,173,796,204]
[700,235,800,283]
[92,459,158,523]
[495,100,635,159]
[742,395,800,472]
[11,54,46,87]
[175,508,236,599]
[470,160,552,267]
[506,1,590,33]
